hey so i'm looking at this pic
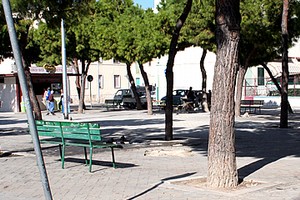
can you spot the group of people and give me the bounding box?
[43,87,64,115]
[183,87,212,111]
[43,87,55,115]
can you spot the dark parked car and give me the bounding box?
[159,89,203,109]
[112,88,147,109]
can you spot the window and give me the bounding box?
[257,67,264,86]
[114,75,121,88]
[0,77,4,83]
[99,75,103,88]
[136,77,140,86]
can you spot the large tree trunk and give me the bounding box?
[235,47,255,117]
[235,65,246,116]
[126,63,143,110]
[280,0,289,128]
[207,0,240,188]
[78,60,90,113]
[165,0,192,141]
[24,66,42,120]
[138,62,153,115]
[200,49,209,112]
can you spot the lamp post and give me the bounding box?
[61,18,69,119]
[2,0,53,199]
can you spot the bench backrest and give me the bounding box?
[35,120,101,142]
[35,120,63,138]
[62,123,101,141]
[241,100,264,105]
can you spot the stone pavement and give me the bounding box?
[0,107,300,200]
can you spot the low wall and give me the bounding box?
[253,96,300,109]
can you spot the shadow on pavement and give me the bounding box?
[126,172,197,200]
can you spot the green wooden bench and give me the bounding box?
[35,120,122,172]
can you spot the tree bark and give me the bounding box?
[280,0,289,128]
[126,63,143,110]
[235,47,256,117]
[235,65,246,116]
[165,0,192,141]
[200,49,209,112]
[138,62,153,115]
[78,60,90,113]
[24,66,42,120]
[207,0,240,188]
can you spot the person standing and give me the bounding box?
[47,90,55,115]
[44,87,51,112]
[59,89,64,113]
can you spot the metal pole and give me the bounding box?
[2,1,53,199]
[61,19,69,119]
[90,81,92,108]
[97,61,100,103]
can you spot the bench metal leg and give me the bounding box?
[83,147,88,165]
[58,144,62,159]
[89,148,93,172]
[111,147,116,168]
[62,145,65,169]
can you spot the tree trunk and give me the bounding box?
[200,49,209,112]
[165,0,192,141]
[78,60,90,113]
[207,0,240,188]
[280,0,289,128]
[235,47,255,117]
[235,65,246,116]
[261,63,293,114]
[72,58,84,110]
[126,63,143,110]
[138,62,153,115]
[24,66,42,120]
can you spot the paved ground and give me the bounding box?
[0,107,300,200]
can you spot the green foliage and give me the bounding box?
[32,23,62,66]
[240,0,300,67]
[156,0,216,53]
[32,0,100,66]
[0,3,12,61]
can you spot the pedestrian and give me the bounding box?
[59,89,64,113]
[186,87,195,102]
[44,87,51,112]
[47,90,55,115]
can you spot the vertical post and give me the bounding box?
[61,19,69,119]
[90,81,92,108]
[2,0,53,199]
[97,61,101,103]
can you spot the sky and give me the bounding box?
[134,0,154,9]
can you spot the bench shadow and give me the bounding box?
[62,157,136,169]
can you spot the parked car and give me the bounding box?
[107,88,147,109]
[159,89,203,109]
[159,89,186,109]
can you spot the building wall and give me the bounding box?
[156,47,216,100]
[0,77,18,112]
[68,60,157,104]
